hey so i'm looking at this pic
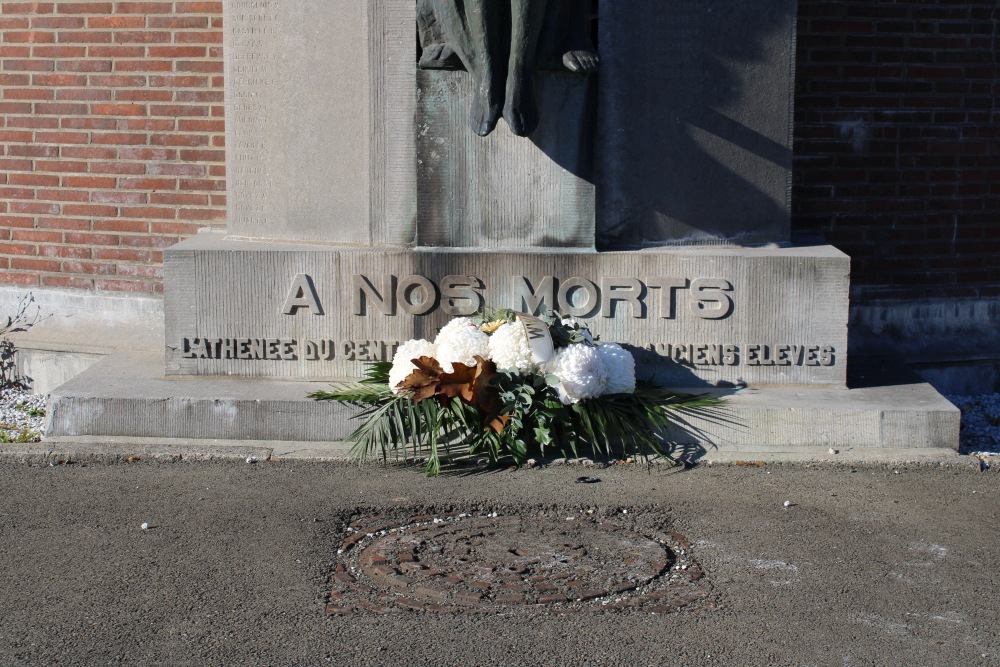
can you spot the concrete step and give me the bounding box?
[45,351,357,442]
[1,286,163,394]
[45,350,961,460]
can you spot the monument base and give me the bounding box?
[44,350,959,455]
[164,233,850,388]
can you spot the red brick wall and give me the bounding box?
[793,0,1000,302]
[1,2,998,303]
[0,1,224,294]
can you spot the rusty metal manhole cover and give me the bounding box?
[326,512,711,615]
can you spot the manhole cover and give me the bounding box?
[327,512,711,615]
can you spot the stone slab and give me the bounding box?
[677,382,960,451]
[45,351,959,452]
[163,233,849,386]
[597,0,797,246]
[45,351,357,442]
[699,447,963,465]
[224,0,415,244]
[14,349,104,396]
[6,441,965,468]
[416,70,596,248]
[8,438,285,465]
[0,286,164,394]
[0,285,163,355]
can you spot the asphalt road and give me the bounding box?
[0,459,996,666]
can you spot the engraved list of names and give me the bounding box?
[226,1,280,230]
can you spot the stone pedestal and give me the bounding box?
[165,234,849,387]
[224,0,416,245]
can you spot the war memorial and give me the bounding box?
[25,1,958,456]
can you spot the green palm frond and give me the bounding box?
[361,361,392,384]
[311,367,722,475]
[309,383,393,404]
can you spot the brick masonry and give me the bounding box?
[1,1,997,303]
[0,1,225,294]
[794,1,1000,302]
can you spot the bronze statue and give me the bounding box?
[417,0,599,137]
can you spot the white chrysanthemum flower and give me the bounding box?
[550,343,609,404]
[598,342,636,395]
[388,338,436,394]
[488,322,538,375]
[435,317,475,341]
[434,319,489,373]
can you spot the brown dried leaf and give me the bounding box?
[469,357,499,403]
[463,357,509,433]
[435,362,479,403]
[399,355,511,432]
[398,356,444,402]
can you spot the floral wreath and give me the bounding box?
[312,308,719,475]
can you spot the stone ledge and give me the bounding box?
[0,442,965,468]
[46,350,959,453]
[0,285,163,354]
[668,382,959,451]
[699,446,963,465]
[0,285,164,394]
[46,351,358,442]
[1,439,275,465]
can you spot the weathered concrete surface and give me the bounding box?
[11,349,103,396]
[224,0,416,244]
[21,438,963,468]
[0,461,995,665]
[1,438,286,466]
[0,285,163,394]
[45,352,357,443]
[45,350,958,452]
[163,234,850,387]
[598,0,797,246]
[851,297,1000,394]
[680,381,959,451]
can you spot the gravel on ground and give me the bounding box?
[0,387,45,442]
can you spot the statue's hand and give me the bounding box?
[419,43,463,70]
[563,49,599,73]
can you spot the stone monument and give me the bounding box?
[168,0,844,386]
[46,0,958,455]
